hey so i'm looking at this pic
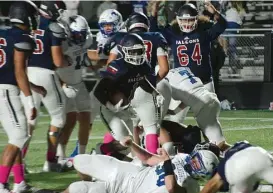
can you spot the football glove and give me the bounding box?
[62,85,78,98]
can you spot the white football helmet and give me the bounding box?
[186,149,219,179]
[98,9,123,37]
[69,15,90,45]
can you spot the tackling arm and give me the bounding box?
[200,173,223,193]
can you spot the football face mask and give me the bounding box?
[122,44,146,66]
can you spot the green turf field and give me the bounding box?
[0,110,273,192]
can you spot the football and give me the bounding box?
[109,91,129,106]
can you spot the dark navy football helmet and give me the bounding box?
[125,12,150,32]
[39,1,62,21]
[120,33,146,66]
[176,3,198,33]
[9,1,39,30]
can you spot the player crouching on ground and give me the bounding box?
[201,141,273,193]
[63,139,219,193]
[56,15,93,162]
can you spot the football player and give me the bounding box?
[20,0,68,172]
[88,9,125,127]
[63,139,219,193]
[150,2,230,151]
[69,9,125,158]
[56,15,93,160]
[104,12,171,154]
[94,33,162,154]
[0,1,39,192]
[201,141,273,193]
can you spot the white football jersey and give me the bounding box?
[131,153,199,193]
[166,67,204,91]
[57,35,93,85]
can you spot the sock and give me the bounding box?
[46,151,56,162]
[57,144,67,159]
[12,164,24,184]
[0,166,12,184]
[103,132,115,144]
[162,142,176,156]
[100,143,112,156]
[78,145,86,154]
[145,134,159,154]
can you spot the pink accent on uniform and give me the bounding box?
[145,134,159,154]
[100,143,112,156]
[46,151,57,162]
[12,164,25,183]
[103,132,115,144]
[0,165,12,184]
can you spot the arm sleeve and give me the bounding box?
[14,34,35,53]
[156,32,169,56]
[204,14,227,42]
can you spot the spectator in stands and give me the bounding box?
[114,1,133,20]
[132,0,148,15]
[225,1,246,75]
[97,0,118,19]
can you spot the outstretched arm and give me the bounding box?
[200,173,223,193]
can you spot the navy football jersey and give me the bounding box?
[100,58,156,100]
[0,26,35,86]
[217,141,252,183]
[28,17,64,70]
[150,14,227,83]
[104,31,168,69]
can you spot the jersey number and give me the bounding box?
[143,40,152,63]
[75,53,87,70]
[178,69,197,84]
[155,165,165,187]
[177,43,202,66]
[0,38,7,68]
[33,29,45,54]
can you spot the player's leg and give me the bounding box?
[131,87,159,154]
[57,96,77,160]
[156,79,172,120]
[100,106,131,140]
[256,148,273,184]
[73,154,141,191]
[41,73,66,171]
[76,83,91,154]
[194,91,228,149]
[226,147,271,192]
[65,181,108,193]
[0,86,29,191]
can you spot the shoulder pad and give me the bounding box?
[14,34,35,52]
[49,22,67,39]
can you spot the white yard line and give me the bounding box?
[223,125,273,131]
[0,136,104,147]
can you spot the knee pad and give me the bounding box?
[48,130,60,138]
[69,181,89,193]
